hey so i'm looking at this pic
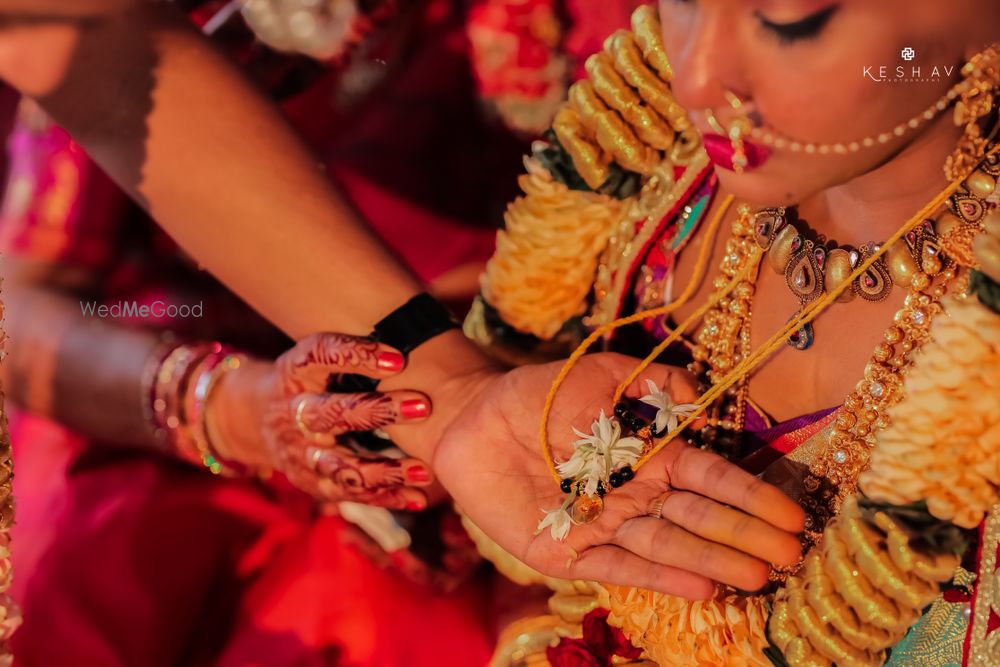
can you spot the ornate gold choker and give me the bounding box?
[753,207,941,350]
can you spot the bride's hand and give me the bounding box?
[393,351,806,598]
[211,333,436,510]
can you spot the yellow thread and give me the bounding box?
[608,249,759,407]
[538,194,734,482]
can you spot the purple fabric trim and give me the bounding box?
[745,404,839,447]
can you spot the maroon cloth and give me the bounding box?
[546,609,641,667]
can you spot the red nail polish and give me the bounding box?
[400,399,430,420]
[407,467,430,483]
[376,350,405,372]
[406,500,426,511]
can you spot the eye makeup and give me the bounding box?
[755,4,840,45]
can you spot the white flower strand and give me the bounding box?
[536,497,574,541]
[537,386,696,541]
[639,379,699,437]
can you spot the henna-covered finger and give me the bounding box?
[315,476,429,511]
[307,451,434,488]
[300,446,432,505]
[292,389,431,439]
[280,332,406,393]
[305,446,406,485]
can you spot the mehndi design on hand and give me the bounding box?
[264,332,434,509]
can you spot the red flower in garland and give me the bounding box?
[466,0,569,134]
[546,609,642,667]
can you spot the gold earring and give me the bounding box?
[946,43,1000,181]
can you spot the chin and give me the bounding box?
[711,155,844,207]
[712,166,804,207]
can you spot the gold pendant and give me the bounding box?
[570,494,604,525]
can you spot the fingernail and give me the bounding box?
[376,350,405,372]
[407,467,430,483]
[400,399,430,420]
[406,499,426,511]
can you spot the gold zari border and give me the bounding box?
[969,503,1000,666]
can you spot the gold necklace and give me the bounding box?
[691,205,958,557]
[752,208,945,350]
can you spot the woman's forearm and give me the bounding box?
[1,265,160,448]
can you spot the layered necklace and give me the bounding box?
[690,204,960,552]
[537,142,998,544]
[533,34,1000,542]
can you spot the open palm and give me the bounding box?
[432,352,805,598]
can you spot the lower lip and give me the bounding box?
[703,134,772,172]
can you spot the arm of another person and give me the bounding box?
[2,252,442,510]
[0,1,496,462]
[1,256,163,447]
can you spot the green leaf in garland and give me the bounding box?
[856,496,972,557]
[534,130,640,199]
[970,270,1000,315]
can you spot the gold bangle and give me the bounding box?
[186,352,247,477]
[154,342,217,463]
[139,332,179,450]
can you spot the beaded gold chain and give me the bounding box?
[743,43,999,157]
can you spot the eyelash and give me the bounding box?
[757,6,839,45]
[664,0,838,46]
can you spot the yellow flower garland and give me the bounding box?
[480,158,628,340]
[606,587,771,667]
[552,6,699,189]
[860,295,1000,528]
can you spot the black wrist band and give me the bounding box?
[330,293,459,393]
[370,292,459,356]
